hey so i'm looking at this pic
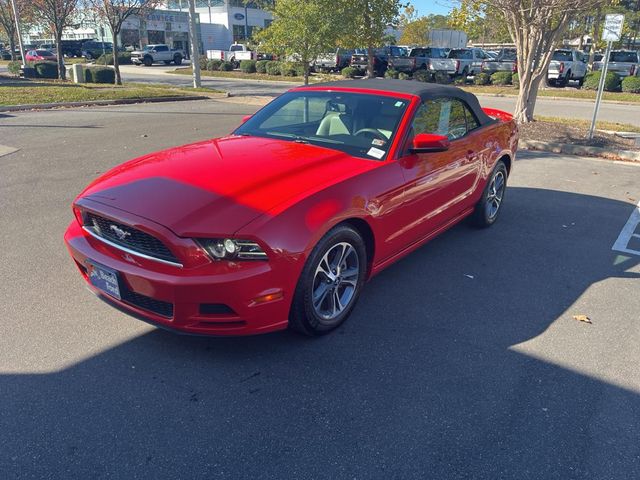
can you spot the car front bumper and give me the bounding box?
[64,220,295,336]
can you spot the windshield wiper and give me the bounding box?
[265,131,309,143]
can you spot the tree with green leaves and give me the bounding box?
[255,0,341,85]
[337,0,404,78]
[398,5,449,45]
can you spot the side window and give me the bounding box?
[157,45,168,52]
[412,98,480,141]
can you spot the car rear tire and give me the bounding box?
[289,225,367,336]
[174,55,182,65]
[469,160,508,228]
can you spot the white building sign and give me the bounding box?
[602,14,624,42]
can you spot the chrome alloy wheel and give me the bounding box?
[486,170,506,220]
[311,242,360,322]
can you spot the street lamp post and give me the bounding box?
[187,0,201,88]
[9,0,26,66]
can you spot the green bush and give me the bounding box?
[453,76,466,85]
[33,61,59,79]
[384,68,399,79]
[96,52,132,65]
[490,71,512,85]
[218,61,234,71]
[279,61,298,76]
[265,61,281,75]
[7,61,21,75]
[256,60,269,73]
[341,66,358,78]
[583,71,621,92]
[206,59,222,71]
[621,75,640,93]
[398,72,411,80]
[434,71,452,84]
[473,72,491,85]
[199,55,208,70]
[294,63,306,77]
[512,72,519,88]
[413,69,432,82]
[85,66,115,84]
[239,59,256,73]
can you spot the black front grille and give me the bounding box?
[121,289,174,318]
[85,213,179,264]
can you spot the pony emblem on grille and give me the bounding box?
[110,224,131,241]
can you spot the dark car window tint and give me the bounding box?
[157,45,169,52]
[610,51,638,63]
[449,49,472,59]
[552,51,573,61]
[412,98,479,140]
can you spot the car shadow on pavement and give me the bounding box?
[2,187,640,479]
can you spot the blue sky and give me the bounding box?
[410,0,453,16]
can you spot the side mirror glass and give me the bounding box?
[410,133,450,153]
[241,114,252,123]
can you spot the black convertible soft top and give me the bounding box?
[298,78,494,126]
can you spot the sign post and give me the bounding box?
[588,14,624,140]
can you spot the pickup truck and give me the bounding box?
[593,50,640,78]
[481,48,517,74]
[131,44,184,66]
[206,44,256,66]
[430,48,488,77]
[407,46,448,71]
[351,46,409,76]
[315,48,353,72]
[547,49,587,87]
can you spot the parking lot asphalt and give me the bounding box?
[1,101,640,479]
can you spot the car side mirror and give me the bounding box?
[410,133,450,153]
[241,114,252,123]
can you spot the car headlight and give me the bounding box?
[197,238,268,260]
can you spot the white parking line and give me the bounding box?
[0,144,18,158]
[612,201,640,256]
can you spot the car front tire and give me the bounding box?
[470,160,508,228]
[289,225,367,336]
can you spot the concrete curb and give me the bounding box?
[520,139,640,162]
[0,95,215,112]
[473,92,640,106]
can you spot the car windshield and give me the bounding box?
[143,45,155,51]
[389,46,408,56]
[448,49,471,59]
[610,51,638,63]
[234,91,410,161]
[498,49,517,61]
[552,51,573,61]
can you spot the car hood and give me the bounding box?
[78,135,378,237]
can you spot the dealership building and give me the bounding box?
[24,1,273,53]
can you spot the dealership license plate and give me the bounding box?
[88,262,121,300]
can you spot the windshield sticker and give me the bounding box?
[394,101,404,107]
[371,138,386,147]
[367,147,385,159]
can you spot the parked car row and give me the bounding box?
[310,44,639,90]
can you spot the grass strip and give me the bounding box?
[0,81,222,106]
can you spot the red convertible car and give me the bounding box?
[64,80,518,336]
